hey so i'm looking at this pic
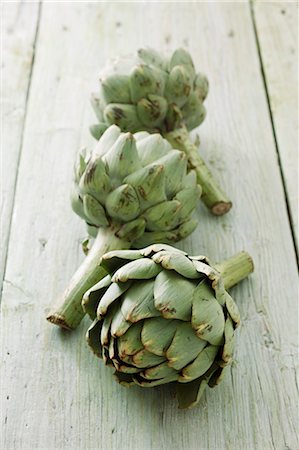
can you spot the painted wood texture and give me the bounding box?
[1,3,298,450]
[0,1,40,288]
[253,0,298,251]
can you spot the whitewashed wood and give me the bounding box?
[253,1,298,251]
[0,1,40,290]
[1,3,298,450]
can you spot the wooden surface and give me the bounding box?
[1,2,298,450]
[253,0,298,251]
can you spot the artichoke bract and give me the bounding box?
[47,126,201,330]
[84,244,253,409]
[90,48,232,215]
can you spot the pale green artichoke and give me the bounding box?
[47,126,200,330]
[84,244,253,409]
[90,48,208,137]
[90,48,232,215]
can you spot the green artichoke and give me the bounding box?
[47,126,200,330]
[91,48,208,136]
[90,48,232,215]
[84,244,253,409]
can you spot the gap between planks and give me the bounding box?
[250,0,298,264]
[0,1,42,300]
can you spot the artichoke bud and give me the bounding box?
[129,64,166,102]
[73,126,199,244]
[94,124,121,157]
[92,49,209,135]
[136,95,168,127]
[79,156,110,203]
[90,123,108,140]
[104,103,143,132]
[165,103,183,131]
[165,65,194,107]
[83,194,109,227]
[116,218,146,243]
[101,74,131,104]
[103,133,141,183]
[124,164,167,210]
[84,244,253,408]
[138,48,168,71]
[136,133,171,166]
[194,73,209,101]
[91,92,105,121]
[105,184,140,222]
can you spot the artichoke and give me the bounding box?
[84,244,253,409]
[47,126,201,330]
[90,48,232,215]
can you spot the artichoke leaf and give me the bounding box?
[121,280,160,322]
[129,64,166,102]
[124,164,167,210]
[117,321,143,357]
[97,280,132,318]
[104,103,143,133]
[133,373,178,387]
[140,361,178,380]
[83,194,109,227]
[153,270,196,320]
[93,124,121,156]
[132,348,166,368]
[141,317,178,356]
[176,377,209,409]
[101,249,144,274]
[192,281,225,346]
[153,251,200,279]
[138,48,168,71]
[137,95,168,128]
[136,134,171,166]
[105,184,140,222]
[110,301,132,337]
[166,322,207,370]
[101,74,131,104]
[179,345,219,382]
[103,132,141,182]
[112,258,161,283]
[221,316,235,364]
[154,150,187,197]
[86,319,103,357]
[82,274,112,319]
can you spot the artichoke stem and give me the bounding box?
[164,126,232,216]
[214,252,254,290]
[47,227,130,330]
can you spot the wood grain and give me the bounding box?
[253,1,298,251]
[1,3,298,450]
[0,1,40,290]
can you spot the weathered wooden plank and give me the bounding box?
[1,3,298,450]
[253,0,298,251]
[0,1,40,290]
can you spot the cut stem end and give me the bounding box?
[215,251,254,290]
